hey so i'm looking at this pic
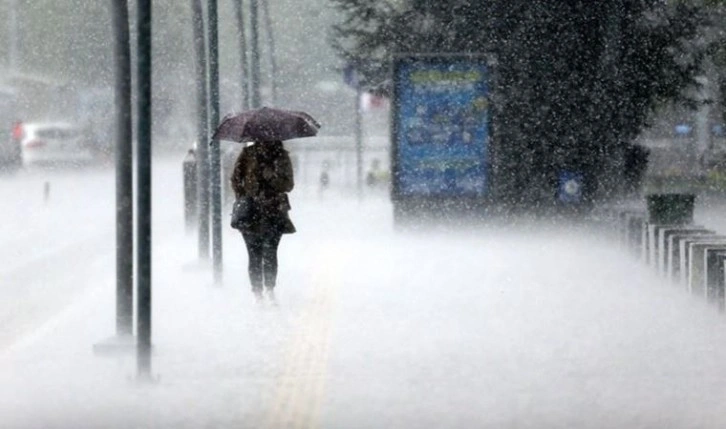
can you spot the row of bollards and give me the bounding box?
[599,193,726,312]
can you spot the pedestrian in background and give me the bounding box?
[231,140,295,302]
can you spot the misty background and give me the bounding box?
[3,2,726,427]
[0,0,360,147]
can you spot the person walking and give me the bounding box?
[231,140,295,301]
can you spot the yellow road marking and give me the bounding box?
[264,246,343,429]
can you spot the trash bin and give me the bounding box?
[646,193,695,225]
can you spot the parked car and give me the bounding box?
[0,121,22,171]
[20,122,93,167]
[0,88,21,171]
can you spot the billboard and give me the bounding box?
[392,54,490,199]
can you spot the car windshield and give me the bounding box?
[36,127,79,139]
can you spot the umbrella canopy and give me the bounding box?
[211,107,321,144]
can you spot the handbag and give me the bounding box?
[230,196,256,229]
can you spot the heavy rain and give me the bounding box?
[1,1,726,428]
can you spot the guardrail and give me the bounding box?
[597,193,726,313]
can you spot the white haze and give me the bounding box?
[2,158,726,428]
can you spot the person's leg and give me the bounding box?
[241,231,264,293]
[262,231,283,290]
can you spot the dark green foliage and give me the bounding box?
[330,0,710,207]
[705,3,726,125]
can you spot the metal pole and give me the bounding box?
[183,149,198,232]
[111,0,133,337]
[208,0,223,284]
[260,0,277,106]
[233,0,250,109]
[7,0,18,69]
[191,0,210,261]
[355,86,363,198]
[249,0,261,108]
[136,0,153,379]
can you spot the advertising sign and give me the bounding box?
[392,55,490,199]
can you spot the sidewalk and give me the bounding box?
[5,192,726,428]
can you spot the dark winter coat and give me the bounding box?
[231,141,296,234]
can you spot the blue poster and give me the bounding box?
[394,56,489,197]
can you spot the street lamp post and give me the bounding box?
[191,0,210,261]
[93,0,135,358]
[111,0,133,338]
[136,0,153,379]
[208,0,223,284]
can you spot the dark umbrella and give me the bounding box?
[211,106,321,144]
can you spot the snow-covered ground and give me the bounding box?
[3,156,726,428]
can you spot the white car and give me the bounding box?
[20,122,93,167]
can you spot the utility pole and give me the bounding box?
[208,0,223,284]
[136,0,153,380]
[191,0,210,261]
[249,0,261,108]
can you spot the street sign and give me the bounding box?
[558,172,583,203]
